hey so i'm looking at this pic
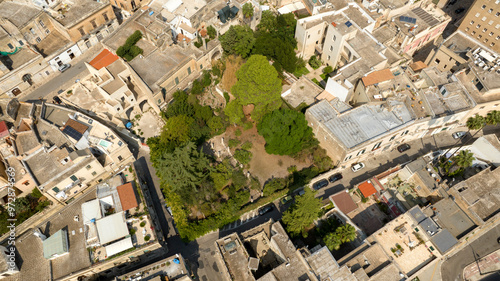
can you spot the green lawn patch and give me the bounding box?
[293,66,310,77]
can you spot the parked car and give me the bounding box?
[281,195,293,205]
[52,96,62,104]
[258,204,273,216]
[351,162,365,172]
[312,179,329,190]
[298,189,306,196]
[397,143,411,153]
[58,63,71,73]
[328,173,343,183]
[455,7,465,14]
[452,131,467,139]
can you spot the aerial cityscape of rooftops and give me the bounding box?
[1,0,500,280]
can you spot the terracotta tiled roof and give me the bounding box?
[361,69,395,86]
[117,183,138,211]
[410,61,427,72]
[0,121,8,138]
[330,191,358,214]
[200,29,207,37]
[89,49,119,70]
[358,180,377,198]
[63,119,89,134]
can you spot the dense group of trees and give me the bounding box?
[282,188,322,237]
[220,11,302,73]
[116,30,144,61]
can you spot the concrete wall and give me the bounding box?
[424,46,466,73]
[296,19,328,59]
[48,44,83,70]
[403,20,450,56]
[458,0,500,53]
[321,24,346,67]
[67,5,116,42]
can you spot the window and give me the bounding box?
[482,16,487,21]
[317,30,320,34]
[401,130,409,136]
[200,64,203,69]
[327,55,331,60]
[489,20,494,25]
[476,13,481,17]
[466,27,470,31]
[497,36,500,40]
[443,64,447,69]
[45,29,50,34]
[490,32,494,36]
[307,34,310,39]
[485,39,489,43]
[70,175,78,181]
[108,25,114,33]
[483,28,488,32]
[333,35,336,41]
[470,20,475,25]
[472,31,477,35]
[491,42,496,46]
[86,165,92,170]
[22,180,29,186]
[344,155,352,161]
[90,20,97,29]
[52,187,60,193]
[39,20,45,28]
[7,43,13,49]
[356,149,366,156]
[118,141,123,146]
[372,142,382,151]
[118,155,123,161]
[330,45,333,51]
[489,8,494,13]
[435,58,441,64]
[174,77,179,85]
[18,40,24,46]
[91,171,97,176]
[497,24,500,29]
[389,135,396,141]
[479,35,483,39]
[103,13,109,21]
[497,12,500,17]
[482,5,486,9]
[78,27,85,36]
[158,99,162,104]
[477,24,481,28]
[36,37,41,43]
[480,106,485,109]
[187,66,191,75]
[30,28,35,35]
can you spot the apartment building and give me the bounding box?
[457,0,500,54]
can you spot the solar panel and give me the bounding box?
[62,126,83,141]
[399,16,417,24]
[345,21,352,27]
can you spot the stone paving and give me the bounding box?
[463,251,500,281]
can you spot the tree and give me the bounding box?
[486,110,500,125]
[282,188,322,236]
[242,3,254,19]
[324,223,357,251]
[323,66,333,74]
[207,25,217,39]
[466,114,485,130]
[309,55,321,69]
[161,115,195,144]
[257,109,315,155]
[454,150,475,168]
[224,100,245,125]
[257,11,277,32]
[153,142,213,204]
[231,55,282,121]
[164,91,194,119]
[220,25,255,58]
[263,178,287,196]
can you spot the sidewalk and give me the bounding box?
[463,250,500,280]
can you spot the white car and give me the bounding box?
[351,163,365,172]
[58,63,71,73]
[452,131,467,139]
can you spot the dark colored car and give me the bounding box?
[313,179,329,190]
[497,237,500,244]
[53,96,62,104]
[328,173,343,183]
[258,204,273,216]
[397,144,411,153]
[455,8,465,14]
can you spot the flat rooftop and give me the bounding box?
[216,234,254,281]
[3,48,40,71]
[281,76,323,108]
[339,243,391,277]
[0,2,41,28]
[307,99,414,149]
[394,7,443,36]
[4,190,96,281]
[374,213,435,275]
[421,82,473,116]
[379,0,408,9]
[431,198,475,239]
[55,0,108,27]
[453,167,500,221]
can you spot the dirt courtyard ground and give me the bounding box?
[227,124,312,187]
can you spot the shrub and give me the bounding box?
[191,79,203,95]
[130,228,136,235]
[228,139,241,148]
[234,149,252,164]
[129,45,143,57]
[116,31,144,61]
[125,30,143,46]
[31,187,43,199]
[194,41,202,48]
[223,92,230,103]
[241,142,252,150]
[308,55,321,69]
[207,25,217,39]
[323,65,333,74]
[140,221,146,227]
[144,235,151,242]
[235,129,242,136]
[243,122,253,131]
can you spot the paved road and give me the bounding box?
[441,223,500,281]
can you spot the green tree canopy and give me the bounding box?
[207,25,217,39]
[253,32,297,73]
[242,3,254,18]
[161,115,195,144]
[231,55,282,122]
[454,150,475,168]
[257,109,314,155]
[466,114,485,130]
[324,223,357,251]
[153,142,213,204]
[220,25,255,58]
[257,11,277,32]
[282,188,322,236]
[486,110,500,125]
